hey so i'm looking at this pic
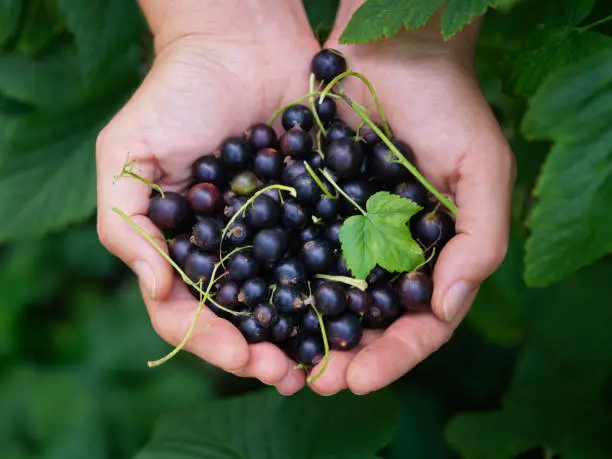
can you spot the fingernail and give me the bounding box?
[443,281,472,322]
[133,261,157,300]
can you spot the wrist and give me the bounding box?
[138,0,311,54]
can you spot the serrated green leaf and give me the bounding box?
[339,0,444,44]
[340,192,423,279]
[58,0,143,78]
[0,0,22,47]
[520,47,612,286]
[134,388,397,459]
[441,0,496,39]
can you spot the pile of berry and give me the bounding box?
[145,49,455,371]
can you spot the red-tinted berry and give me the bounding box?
[395,271,433,312]
[280,127,313,159]
[148,192,191,232]
[188,182,220,216]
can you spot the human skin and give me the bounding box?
[96,0,514,396]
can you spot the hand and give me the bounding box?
[305,2,515,396]
[96,0,318,395]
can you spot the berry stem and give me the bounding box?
[309,73,328,137]
[306,304,330,383]
[113,153,165,198]
[268,91,343,125]
[303,161,336,199]
[221,184,297,243]
[348,102,458,216]
[315,274,368,291]
[577,13,612,32]
[319,71,392,138]
[320,168,367,216]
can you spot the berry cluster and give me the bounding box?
[143,49,455,374]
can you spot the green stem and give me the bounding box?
[320,168,367,216]
[577,13,612,32]
[268,91,343,125]
[309,73,328,136]
[114,153,165,198]
[349,102,458,215]
[305,304,330,383]
[221,184,296,242]
[315,274,368,291]
[319,71,392,138]
[304,161,336,199]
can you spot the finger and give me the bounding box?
[144,295,250,373]
[96,127,174,302]
[346,311,469,395]
[231,342,293,385]
[430,127,514,322]
[307,329,382,396]
[275,366,307,396]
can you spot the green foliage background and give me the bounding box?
[1,0,612,458]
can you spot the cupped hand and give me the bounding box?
[96,1,318,395]
[305,3,515,396]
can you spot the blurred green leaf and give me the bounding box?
[303,0,339,42]
[136,388,397,459]
[15,0,65,56]
[0,0,22,47]
[60,225,117,278]
[58,0,143,78]
[521,47,612,286]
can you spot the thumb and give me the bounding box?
[430,133,515,323]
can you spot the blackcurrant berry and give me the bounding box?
[245,195,280,228]
[362,286,400,329]
[346,288,373,315]
[281,161,308,186]
[301,308,321,333]
[325,138,364,179]
[315,281,346,316]
[148,192,191,232]
[230,171,259,196]
[314,196,338,221]
[184,250,219,284]
[339,179,375,215]
[238,315,267,343]
[270,315,296,343]
[311,48,347,83]
[247,123,278,150]
[358,125,382,147]
[253,148,283,180]
[168,234,193,268]
[221,137,253,171]
[298,224,321,244]
[300,239,333,273]
[273,284,306,314]
[188,182,220,216]
[282,104,314,131]
[224,196,248,222]
[325,220,343,249]
[253,302,279,328]
[335,255,351,277]
[224,220,252,247]
[366,265,393,285]
[261,187,285,203]
[192,155,226,187]
[294,173,321,203]
[307,150,325,169]
[395,271,433,312]
[296,335,325,366]
[370,139,415,184]
[281,198,309,230]
[315,96,337,124]
[395,181,430,209]
[227,251,259,281]
[326,314,363,350]
[274,258,307,286]
[215,280,240,309]
[280,127,313,159]
[327,120,355,142]
[410,210,456,249]
[238,277,269,307]
[253,227,289,262]
[191,218,222,252]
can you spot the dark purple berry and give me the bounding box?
[223,196,248,222]
[184,251,218,284]
[191,218,222,251]
[325,220,343,249]
[300,239,333,273]
[314,195,339,221]
[339,179,375,215]
[325,138,364,179]
[253,227,289,262]
[253,302,279,328]
[301,308,321,333]
[148,192,191,232]
[273,284,306,314]
[370,139,415,184]
[366,265,393,285]
[410,210,456,249]
[274,258,307,286]
[168,235,192,268]
[192,156,226,187]
[311,48,347,83]
[315,96,337,124]
[294,173,321,203]
[280,127,313,158]
[362,286,400,329]
[282,161,308,186]
[247,123,278,150]
[216,281,240,309]
[346,288,373,315]
[327,120,355,142]
[188,182,220,216]
[270,315,296,343]
[238,277,269,307]
[239,316,267,343]
[395,181,430,209]
[326,314,363,350]
[245,195,280,228]
[395,271,433,312]
[307,151,325,169]
[253,148,283,180]
[281,198,309,230]
[315,282,346,316]
[296,335,325,366]
[227,251,259,281]
[221,137,253,171]
[224,220,252,247]
[282,104,314,131]
[298,224,321,244]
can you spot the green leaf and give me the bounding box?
[135,388,397,459]
[339,0,444,44]
[15,0,65,56]
[0,0,22,47]
[441,0,497,39]
[303,0,339,42]
[521,47,612,286]
[58,0,143,78]
[340,192,423,279]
